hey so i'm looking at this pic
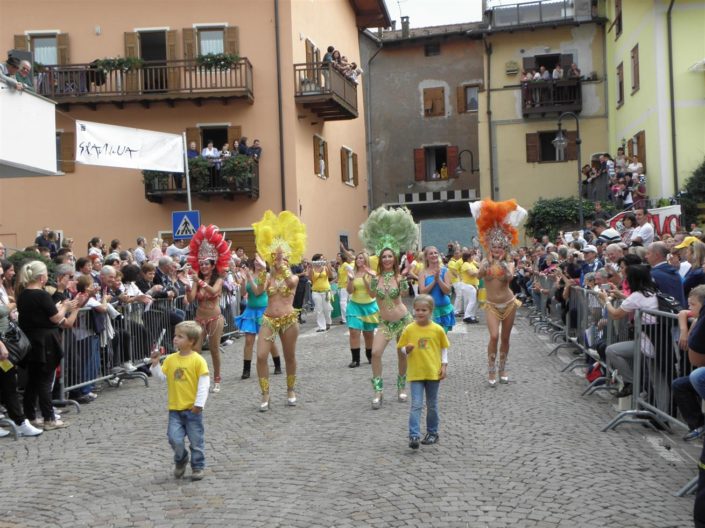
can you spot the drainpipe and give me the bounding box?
[365,38,383,209]
[484,36,496,200]
[274,0,286,211]
[667,0,678,195]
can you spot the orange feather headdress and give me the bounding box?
[470,199,527,250]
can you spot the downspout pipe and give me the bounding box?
[365,38,383,210]
[667,0,678,195]
[275,0,286,211]
[484,36,495,200]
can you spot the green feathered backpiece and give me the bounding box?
[359,206,419,256]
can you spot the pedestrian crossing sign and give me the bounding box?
[172,210,200,240]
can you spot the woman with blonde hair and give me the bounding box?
[679,238,705,298]
[345,252,379,367]
[149,237,164,263]
[16,261,79,429]
[418,246,455,332]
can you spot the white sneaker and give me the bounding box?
[223,339,234,346]
[0,428,10,438]
[17,419,43,437]
[122,362,137,372]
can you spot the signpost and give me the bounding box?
[172,210,200,240]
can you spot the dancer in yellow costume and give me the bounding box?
[470,199,527,387]
[252,211,306,411]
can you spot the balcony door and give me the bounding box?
[124,30,178,94]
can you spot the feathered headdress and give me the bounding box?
[187,224,231,275]
[252,210,307,265]
[470,199,527,250]
[359,206,418,256]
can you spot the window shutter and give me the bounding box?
[323,140,329,178]
[522,56,536,72]
[166,30,177,60]
[186,127,201,152]
[225,26,240,56]
[227,126,242,149]
[313,136,320,174]
[526,133,539,163]
[566,131,578,161]
[457,86,466,114]
[447,146,459,177]
[14,34,28,51]
[631,45,639,91]
[636,130,646,172]
[560,53,573,71]
[352,153,359,187]
[60,131,75,173]
[182,28,196,61]
[414,148,426,181]
[340,148,347,183]
[57,33,70,65]
[124,32,139,58]
[627,138,634,158]
[423,90,433,112]
[433,87,445,115]
[166,30,180,90]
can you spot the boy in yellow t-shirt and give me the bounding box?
[150,321,210,481]
[397,294,449,449]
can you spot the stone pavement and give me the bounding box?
[0,307,698,527]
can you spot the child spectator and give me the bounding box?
[150,321,210,481]
[397,294,449,449]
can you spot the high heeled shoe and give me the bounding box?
[287,390,297,406]
[499,375,509,384]
[397,389,408,402]
[488,379,497,387]
[259,397,270,412]
[371,392,383,410]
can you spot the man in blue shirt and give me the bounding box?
[647,241,685,307]
[579,245,602,286]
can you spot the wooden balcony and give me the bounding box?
[521,79,582,117]
[294,63,358,121]
[37,58,253,109]
[144,160,259,203]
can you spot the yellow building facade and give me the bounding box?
[604,0,705,200]
[475,1,609,208]
[0,0,389,256]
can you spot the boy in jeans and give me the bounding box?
[151,321,210,480]
[397,294,449,449]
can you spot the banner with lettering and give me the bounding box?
[609,205,682,238]
[75,120,184,173]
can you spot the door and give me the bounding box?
[140,31,167,92]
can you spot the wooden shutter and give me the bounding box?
[166,30,180,90]
[457,86,466,113]
[522,56,536,72]
[526,133,539,163]
[227,126,242,149]
[423,89,433,113]
[352,153,359,187]
[627,138,634,158]
[186,127,201,152]
[340,148,348,183]
[225,26,240,56]
[414,148,426,181]
[313,136,320,174]
[60,131,75,173]
[631,45,639,91]
[182,28,196,61]
[432,87,445,115]
[566,131,578,161]
[57,33,70,65]
[14,34,28,51]
[636,130,646,172]
[447,146,459,177]
[124,32,140,92]
[323,140,329,178]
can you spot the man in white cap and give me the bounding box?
[579,245,602,286]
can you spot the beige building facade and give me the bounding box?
[0,0,389,257]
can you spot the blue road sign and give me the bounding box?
[172,210,200,240]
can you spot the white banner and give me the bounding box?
[609,204,682,237]
[75,120,184,173]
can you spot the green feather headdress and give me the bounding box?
[359,206,419,256]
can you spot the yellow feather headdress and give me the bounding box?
[252,210,307,265]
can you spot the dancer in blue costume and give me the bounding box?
[418,246,455,332]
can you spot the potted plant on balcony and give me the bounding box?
[195,53,240,71]
[221,154,254,190]
[94,56,145,73]
[188,157,212,191]
[142,170,170,191]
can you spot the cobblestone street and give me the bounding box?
[1,308,698,527]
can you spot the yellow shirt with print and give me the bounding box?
[337,263,352,289]
[397,321,450,382]
[161,352,209,411]
[448,258,463,284]
[312,269,331,292]
[461,261,479,287]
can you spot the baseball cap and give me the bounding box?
[583,245,598,254]
[674,236,700,250]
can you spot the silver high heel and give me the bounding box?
[371,392,383,410]
[259,398,270,412]
[397,389,408,402]
[499,376,509,384]
[287,390,297,406]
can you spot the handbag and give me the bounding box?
[0,321,31,366]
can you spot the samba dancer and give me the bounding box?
[470,199,527,387]
[345,252,379,367]
[359,207,419,409]
[252,211,306,411]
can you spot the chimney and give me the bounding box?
[401,16,410,38]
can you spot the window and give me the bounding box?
[525,131,577,163]
[627,130,647,173]
[615,0,623,38]
[340,147,358,187]
[616,62,624,107]
[32,35,58,64]
[631,44,639,93]
[465,86,478,111]
[313,136,328,179]
[423,87,445,117]
[413,146,458,181]
[424,43,440,57]
[198,28,224,54]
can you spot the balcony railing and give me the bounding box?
[293,62,358,120]
[521,79,582,116]
[144,161,259,203]
[36,58,254,107]
[489,0,595,28]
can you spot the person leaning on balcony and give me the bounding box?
[0,55,23,91]
[250,139,262,161]
[221,143,231,159]
[15,60,33,91]
[187,141,199,159]
[567,63,581,79]
[238,137,250,156]
[552,63,564,80]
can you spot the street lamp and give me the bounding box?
[454,149,477,176]
[552,112,583,228]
